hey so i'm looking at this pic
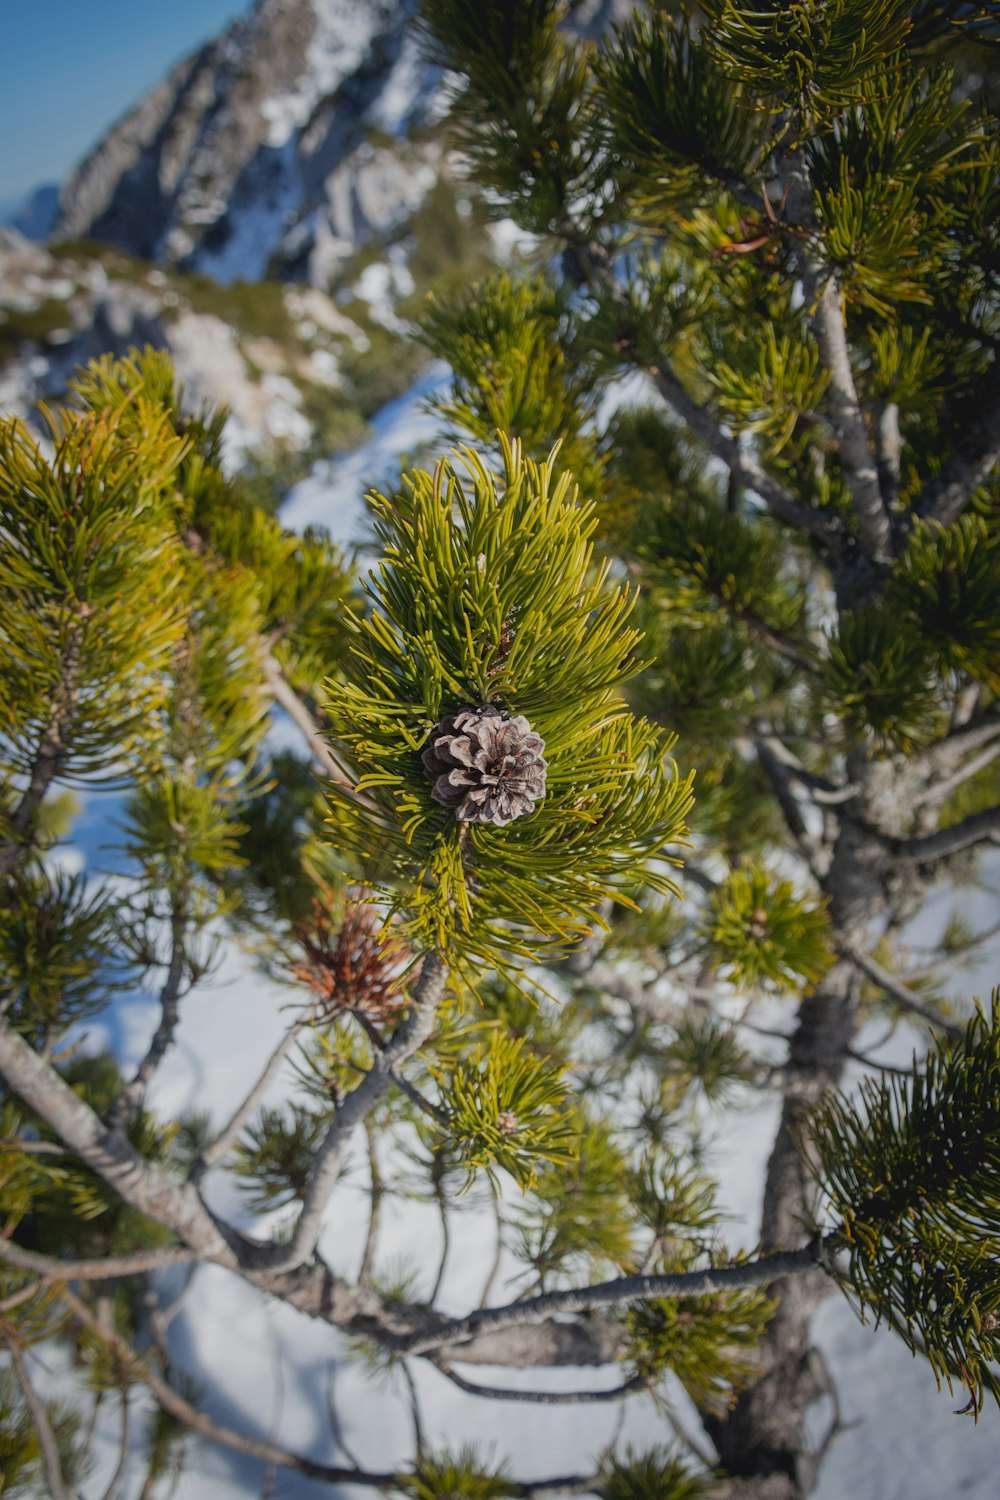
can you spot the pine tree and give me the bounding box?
[1,4,999,1499]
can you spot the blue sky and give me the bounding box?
[0,0,252,209]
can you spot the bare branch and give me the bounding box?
[754,736,824,869]
[402,1238,835,1358]
[58,1284,395,1488]
[479,1184,505,1310]
[749,728,858,805]
[3,1335,69,1500]
[807,275,892,560]
[270,950,450,1272]
[194,1011,314,1179]
[836,941,964,1041]
[429,1191,450,1307]
[893,803,1000,865]
[0,1278,47,1314]
[432,1360,646,1404]
[563,240,842,548]
[911,712,1000,780]
[107,899,188,1130]
[874,401,902,515]
[357,1120,383,1286]
[644,356,842,545]
[98,1390,130,1500]
[0,1021,236,1265]
[913,736,1000,812]
[261,648,359,791]
[0,1237,198,1281]
[60,1286,600,1499]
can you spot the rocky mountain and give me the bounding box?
[1,184,60,241]
[56,0,443,287]
[1,0,628,482]
[0,0,500,481]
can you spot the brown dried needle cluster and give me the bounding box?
[291,897,411,1023]
[422,704,547,826]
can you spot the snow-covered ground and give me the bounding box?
[38,376,1000,1496]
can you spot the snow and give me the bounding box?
[166,310,311,469]
[368,31,436,136]
[261,0,396,148]
[193,141,303,285]
[350,248,415,333]
[280,359,451,543]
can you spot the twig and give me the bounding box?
[261,648,362,793]
[0,1236,198,1281]
[912,737,1000,812]
[893,803,1000,865]
[478,1184,505,1310]
[60,1284,601,1499]
[429,1190,450,1307]
[4,1335,69,1500]
[0,1277,47,1313]
[403,1236,838,1357]
[433,1361,647,1404]
[357,1120,383,1286]
[98,1389,131,1500]
[804,271,891,560]
[271,951,450,1272]
[836,941,964,1041]
[351,1009,449,1126]
[915,382,1000,526]
[400,1359,425,1457]
[107,896,188,1130]
[194,1012,314,1178]
[563,237,841,549]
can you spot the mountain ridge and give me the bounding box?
[56,0,440,286]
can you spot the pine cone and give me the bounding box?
[422,705,547,826]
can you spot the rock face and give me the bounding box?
[57,0,441,286]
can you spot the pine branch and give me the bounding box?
[402,1237,835,1358]
[893,803,1000,864]
[0,616,85,877]
[0,1019,235,1264]
[3,1333,69,1500]
[268,950,450,1272]
[806,274,892,560]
